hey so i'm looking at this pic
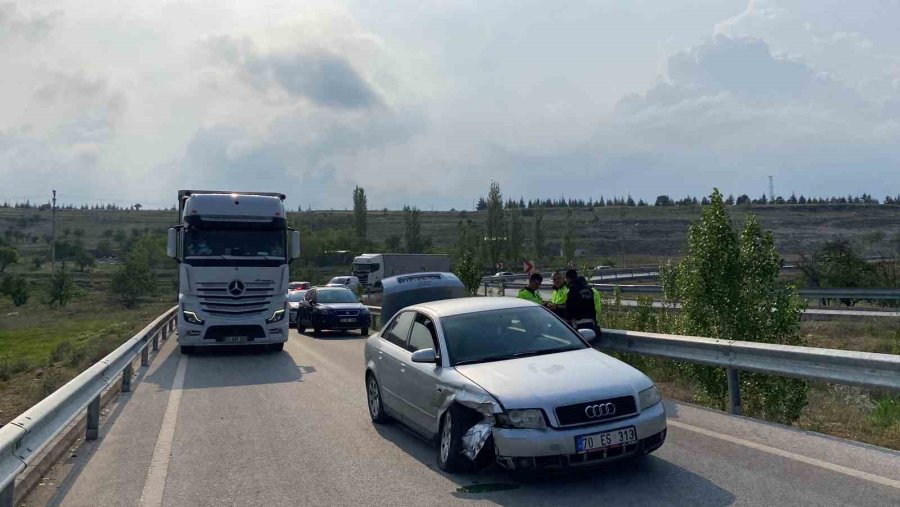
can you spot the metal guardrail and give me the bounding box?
[0,306,177,506]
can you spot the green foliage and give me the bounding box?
[353,186,368,244]
[662,188,808,423]
[456,219,483,263]
[506,207,524,264]
[562,209,576,265]
[403,206,425,253]
[385,235,402,252]
[110,237,156,308]
[532,209,545,263]
[453,249,483,296]
[45,268,80,308]
[0,246,19,272]
[484,181,506,267]
[799,239,884,306]
[94,239,115,258]
[1,275,29,306]
[871,395,900,427]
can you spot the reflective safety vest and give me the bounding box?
[517,288,543,305]
[592,288,602,324]
[550,286,569,305]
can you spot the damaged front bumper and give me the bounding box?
[491,401,667,469]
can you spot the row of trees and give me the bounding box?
[476,193,892,209]
[0,201,145,211]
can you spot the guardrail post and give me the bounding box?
[152,330,160,351]
[1,482,14,507]
[141,343,149,367]
[122,362,133,393]
[86,395,100,440]
[727,369,742,415]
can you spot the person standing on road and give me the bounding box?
[564,269,600,334]
[547,270,569,319]
[517,272,544,304]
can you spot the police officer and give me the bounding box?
[517,272,544,304]
[564,269,601,334]
[547,270,568,319]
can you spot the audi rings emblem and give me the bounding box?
[228,280,245,296]
[584,403,616,419]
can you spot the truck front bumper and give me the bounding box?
[178,316,289,346]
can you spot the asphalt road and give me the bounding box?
[24,329,900,507]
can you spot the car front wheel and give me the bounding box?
[360,327,369,335]
[438,405,474,473]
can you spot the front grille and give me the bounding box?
[337,310,360,317]
[554,395,637,427]
[197,281,276,317]
[203,325,266,341]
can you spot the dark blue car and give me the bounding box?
[297,287,371,336]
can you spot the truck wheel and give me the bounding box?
[360,327,369,336]
[438,405,476,473]
[180,345,194,355]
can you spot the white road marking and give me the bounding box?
[668,419,900,491]
[139,354,188,506]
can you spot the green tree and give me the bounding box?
[532,209,545,263]
[74,249,95,272]
[662,189,807,423]
[484,181,506,268]
[403,206,424,253]
[111,239,156,308]
[0,246,19,273]
[562,209,576,265]
[385,235,402,252]
[506,207,524,264]
[0,275,29,306]
[45,268,79,308]
[95,239,115,258]
[352,186,368,244]
[453,250,483,296]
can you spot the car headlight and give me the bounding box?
[360,307,370,315]
[639,386,661,410]
[182,310,204,325]
[496,409,547,429]
[266,309,286,324]
[318,307,333,315]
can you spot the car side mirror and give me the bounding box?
[578,328,597,342]
[411,348,437,364]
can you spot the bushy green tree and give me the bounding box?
[111,239,156,308]
[0,275,29,306]
[46,268,79,308]
[453,250,483,296]
[352,186,367,244]
[403,206,424,253]
[484,181,506,267]
[662,189,807,423]
[0,246,19,273]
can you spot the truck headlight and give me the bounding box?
[266,309,286,324]
[639,386,661,410]
[183,311,204,325]
[496,409,547,429]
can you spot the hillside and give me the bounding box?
[2,204,900,268]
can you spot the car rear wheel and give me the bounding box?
[269,343,284,352]
[366,374,391,424]
[313,326,322,336]
[180,345,194,355]
[438,405,475,473]
[360,327,369,336]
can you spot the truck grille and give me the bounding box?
[197,281,276,317]
[554,395,637,427]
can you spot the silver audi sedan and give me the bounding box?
[364,297,667,473]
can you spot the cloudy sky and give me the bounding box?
[2,0,899,209]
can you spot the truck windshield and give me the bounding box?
[184,229,285,259]
[353,263,378,272]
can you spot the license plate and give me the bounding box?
[576,426,637,453]
[340,318,355,323]
[223,336,248,343]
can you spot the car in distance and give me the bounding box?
[326,276,361,293]
[493,271,515,277]
[297,287,371,335]
[364,297,666,473]
[289,281,311,291]
[288,289,307,327]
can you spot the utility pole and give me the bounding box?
[768,176,774,202]
[51,189,57,271]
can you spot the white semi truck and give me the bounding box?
[352,253,450,289]
[167,190,301,353]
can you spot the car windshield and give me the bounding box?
[288,291,306,302]
[184,229,285,259]
[317,289,358,304]
[441,307,587,366]
[329,277,349,284]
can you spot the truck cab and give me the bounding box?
[167,190,301,353]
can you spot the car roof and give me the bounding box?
[318,286,352,292]
[406,297,536,318]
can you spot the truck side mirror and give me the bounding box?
[167,227,178,260]
[290,230,301,261]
